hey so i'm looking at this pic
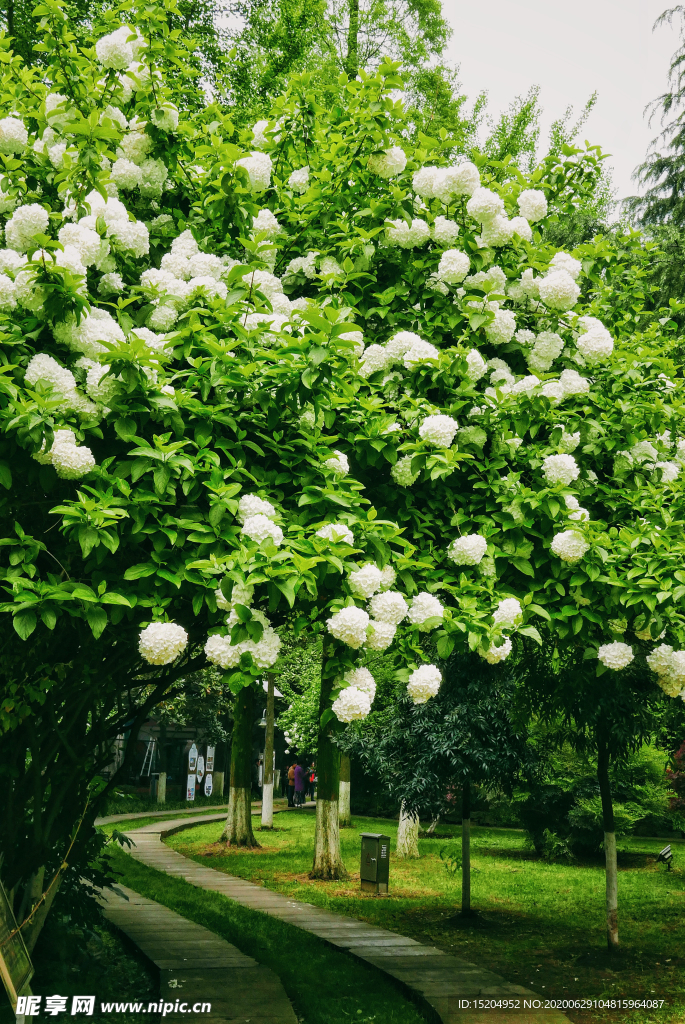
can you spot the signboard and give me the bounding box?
[188,743,198,774]
[196,755,205,783]
[204,774,213,798]
[186,773,196,802]
[206,746,215,773]
[0,877,33,1009]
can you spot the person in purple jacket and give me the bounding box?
[294,761,306,806]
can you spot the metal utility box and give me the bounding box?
[360,832,390,894]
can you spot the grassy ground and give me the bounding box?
[163,812,685,1024]
[109,848,430,1024]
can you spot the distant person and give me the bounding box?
[294,761,306,807]
[287,762,296,807]
[307,763,316,801]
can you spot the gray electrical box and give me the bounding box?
[360,832,390,894]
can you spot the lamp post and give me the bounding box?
[261,675,275,829]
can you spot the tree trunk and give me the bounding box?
[461,779,472,916]
[261,675,275,829]
[597,738,619,949]
[221,685,259,847]
[345,0,360,78]
[396,801,419,858]
[426,815,440,834]
[310,640,347,879]
[339,753,351,827]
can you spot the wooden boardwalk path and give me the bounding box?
[98,882,297,1024]
[120,816,569,1024]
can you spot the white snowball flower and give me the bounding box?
[646,644,675,676]
[517,189,547,222]
[479,215,514,247]
[288,166,310,193]
[365,619,396,651]
[485,309,516,345]
[655,461,680,483]
[598,642,634,670]
[550,251,582,280]
[419,414,459,447]
[493,597,523,629]
[58,224,106,268]
[140,158,168,198]
[25,353,77,394]
[344,666,376,697]
[241,514,283,547]
[465,349,488,382]
[379,565,396,590]
[349,564,383,598]
[204,633,241,670]
[404,339,440,369]
[559,368,590,397]
[550,530,589,563]
[407,664,442,704]
[332,685,372,722]
[5,204,49,252]
[112,157,142,190]
[0,275,16,309]
[338,329,364,356]
[385,330,421,362]
[139,622,187,665]
[448,534,487,566]
[253,208,282,238]
[527,331,564,374]
[0,116,27,155]
[391,454,420,487]
[437,248,470,284]
[33,428,76,465]
[541,381,565,404]
[95,25,141,69]
[543,453,580,487]
[369,147,407,178]
[432,216,461,246]
[327,606,370,648]
[576,323,614,364]
[150,103,179,132]
[237,494,277,523]
[479,637,513,664]
[316,522,354,545]
[236,151,273,192]
[324,450,349,476]
[467,187,505,222]
[443,161,480,197]
[369,591,409,625]
[386,217,430,248]
[557,427,581,454]
[509,216,533,241]
[407,592,444,630]
[412,166,440,197]
[110,218,149,258]
[538,270,580,312]
[50,441,96,479]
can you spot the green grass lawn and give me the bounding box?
[161,812,685,1024]
[109,848,429,1024]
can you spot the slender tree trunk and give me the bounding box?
[461,778,472,916]
[396,801,419,858]
[339,753,351,827]
[426,815,440,834]
[597,738,619,949]
[261,676,275,829]
[222,686,259,847]
[310,639,347,879]
[345,0,360,78]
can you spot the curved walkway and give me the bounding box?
[99,881,297,1024]
[121,816,569,1024]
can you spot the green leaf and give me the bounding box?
[511,558,534,577]
[518,625,542,645]
[114,417,137,441]
[528,603,551,621]
[13,609,37,640]
[78,526,99,558]
[100,592,132,607]
[320,708,336,730]
[85,605,108,638]
[123,563,157,580]
[0,461,12,489]
[275,577,297,608]
[233,602,252,622]
[40,607,57,630]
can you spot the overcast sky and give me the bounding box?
[442,0,681,203]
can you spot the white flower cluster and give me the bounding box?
[5,204,49,252]
[575,316,614,364]
[406,592,444,630]
[543,453,580,487]
[419,413,458,447]
[479,637,513,664]
[526,331,564,374]
[0,116,27,155]
[412,162,480,202]
[517,189,548,222]
[369,147,407,178]
[436,249,470,285]
[236,151,273,192]
[360,330,438,378]
[391,454,420,487]
[25,353,98,420]
[95,25,144,70]
[324,450,349,476]
[237,494,277,523]
[598,642,634,670]
[316,522,354,545]
[493,597,523,629]
[365,619,396,651]
[348,564,383,598]
[406,664,442,703]
[332,685,372,722]
[485,309,517,345]
[344,666,376,698]
[647,645,685,697]
[386,217,430,248]
[537,269,580,312]
[288,166,309,193]
[205,610,281,670]
[448,534,487,566]
[214,580,254,612]
[139,622,188,665]
[550,530,589,563]
[241,514,283,547]
[326,606,369,648]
